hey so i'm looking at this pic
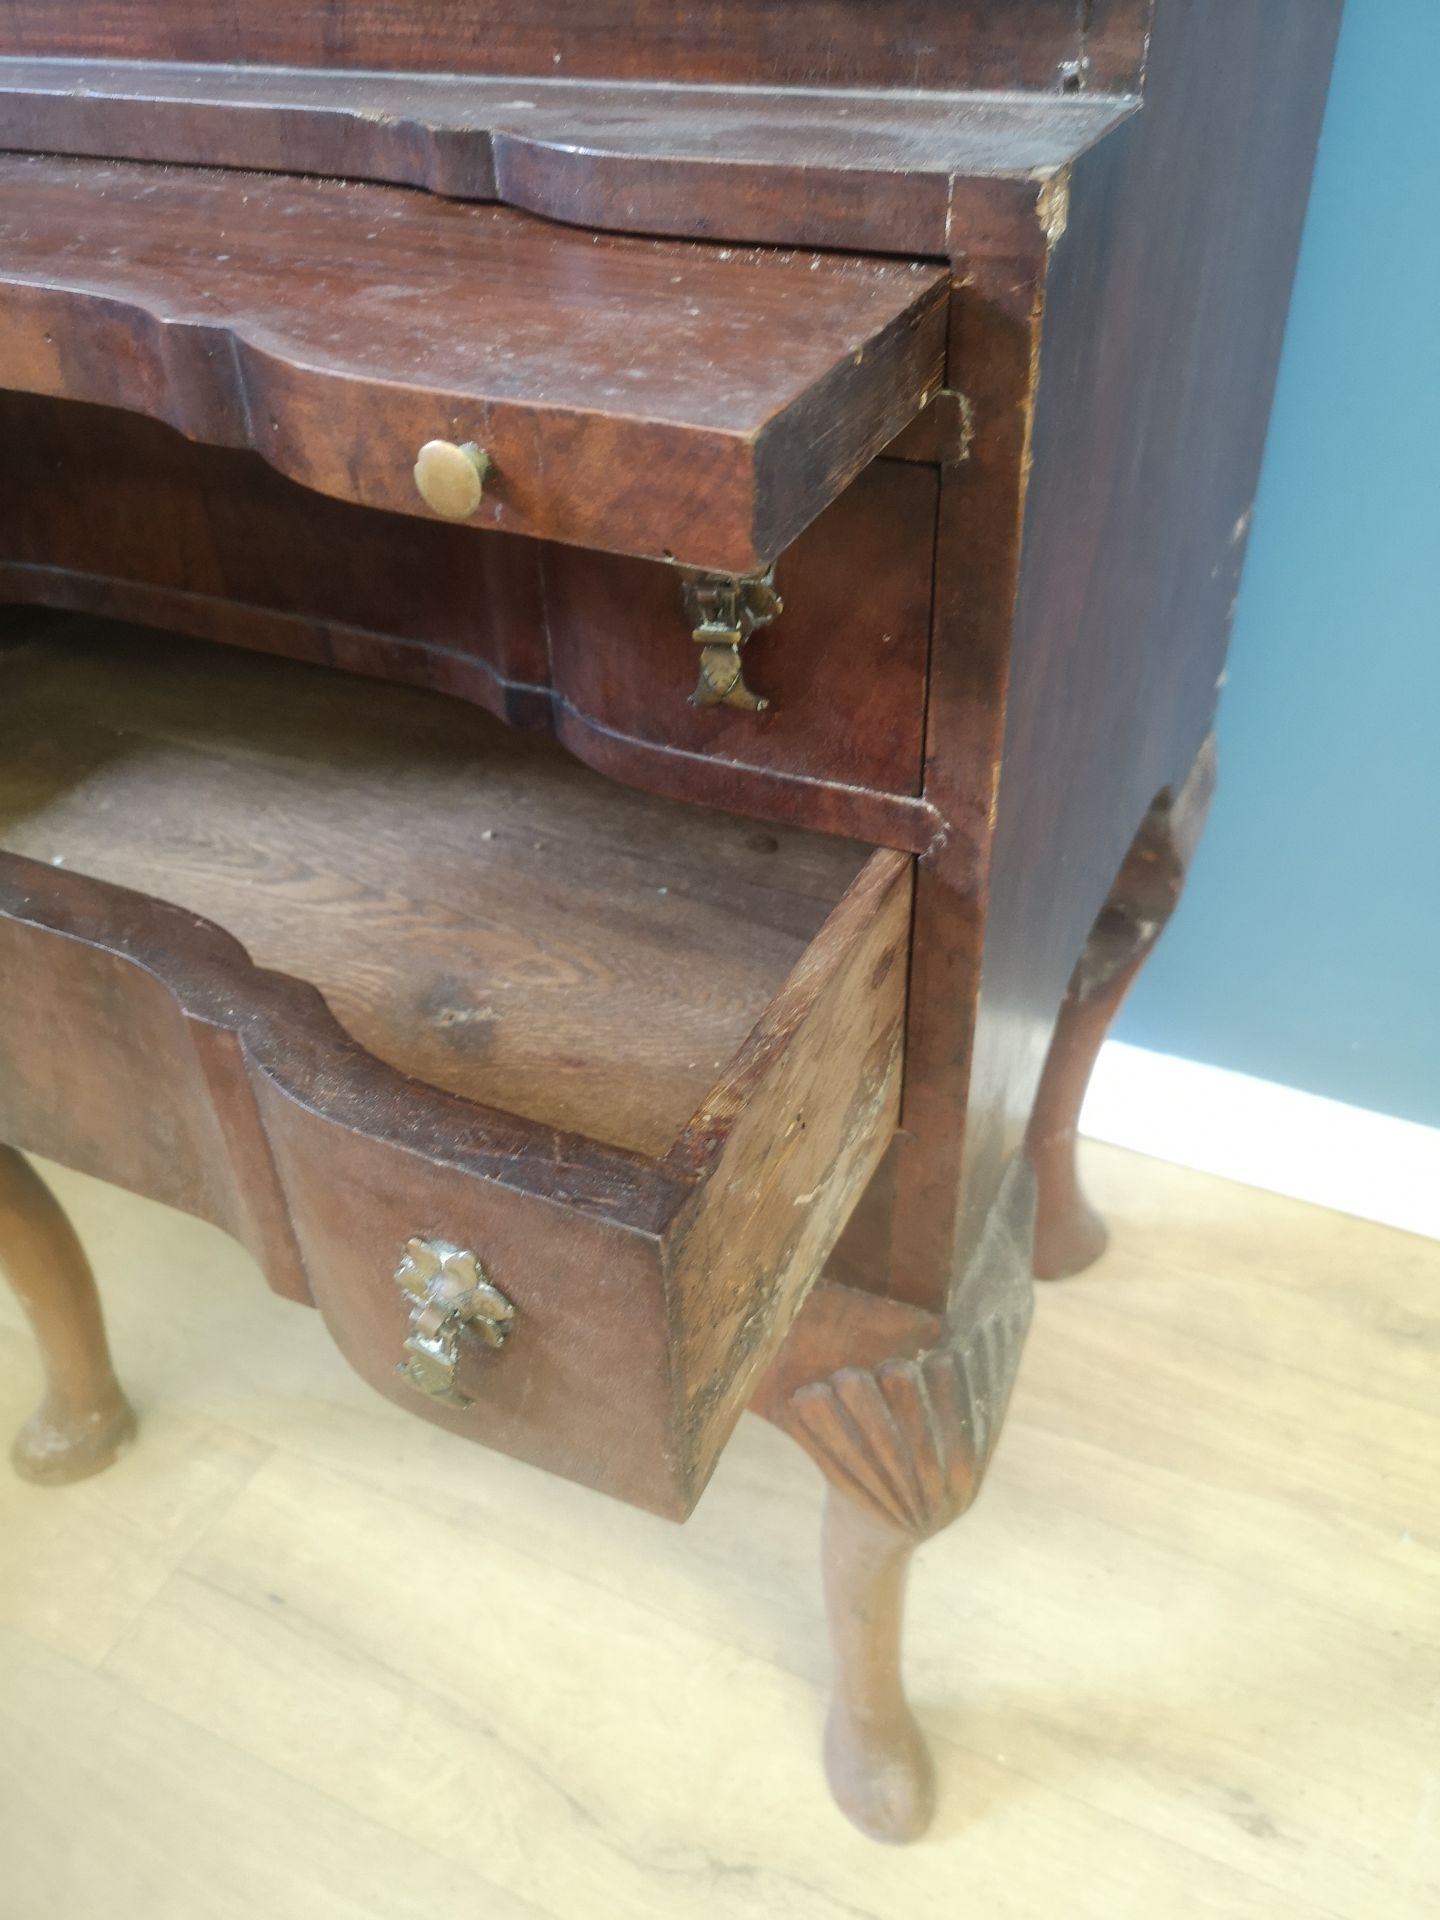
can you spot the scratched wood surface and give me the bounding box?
[0,155,948,572]
[861,0,1344,1320]
[2,1144,1435,1917]
[0,623,870,1161]
[0,619,918,1514]
[0,60,1133,254]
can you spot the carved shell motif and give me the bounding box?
[784,1301,1031,1540]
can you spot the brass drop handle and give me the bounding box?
[413,439,491,520]
[681,568,783,713]
[394,1237,514,1409]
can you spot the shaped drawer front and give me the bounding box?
[0,620,911,1517]
[0,395,939,823]
[0,155,948,573]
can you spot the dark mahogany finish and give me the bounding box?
[0,59,1132,255]
[943,0,1345,1286]
[0,394,939,845]
[0,156,947,571]
[0,622,910,1518]
[0,0,1342,1846]
[1,2,1152,90]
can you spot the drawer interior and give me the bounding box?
[0,614,911,1513]
[0,393,940,833]
[0,621,871,1159]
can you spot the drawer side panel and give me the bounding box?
[663,850,913,1499]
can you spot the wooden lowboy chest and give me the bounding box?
[0,0,1341,1842]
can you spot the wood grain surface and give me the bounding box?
[843,0,1344,1321]
[0,59,1132,255]
[0,2,1153,91]
[0,619,911,1512]
[665,854,909,1477]
[0,623,869,1159]
[951,0,1346,1295]
[0,0,1354,1857]
[0,398,940,844]
[0,156,947,573]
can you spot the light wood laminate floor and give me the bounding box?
[1,1144,1436,1919]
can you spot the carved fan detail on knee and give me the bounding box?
[785,1312,1029,1540]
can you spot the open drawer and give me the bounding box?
[0,618,910,1516]
[0,154,948,572]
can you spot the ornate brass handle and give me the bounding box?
[413,439,491,520]
[681,568,782,712]
[394,1237,514,1408]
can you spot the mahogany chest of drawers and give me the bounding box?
[0,0,1341,1842]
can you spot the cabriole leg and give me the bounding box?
[817,1483,933,1841]
[759,1163,1034,1841]
[1027,737,1217,1280]
[0,1146,137,1484]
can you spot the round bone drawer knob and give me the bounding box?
[413,439,490,520]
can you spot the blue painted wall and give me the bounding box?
[1114,0,1440,1127]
